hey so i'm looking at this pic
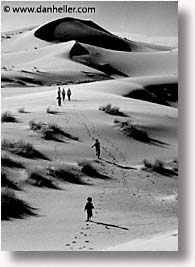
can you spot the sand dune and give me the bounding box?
[103,231,178,251]
[1,16,178,251]
[70,42,177,77]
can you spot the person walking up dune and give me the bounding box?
[84,197,94,222]
[91,139,101,159]
[62,88,66,101]
[57,87,61,97]
[56,95,61,106]
[67,88,72,101]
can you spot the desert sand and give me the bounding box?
[1,17,178,251]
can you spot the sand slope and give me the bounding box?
[1,17,178,251]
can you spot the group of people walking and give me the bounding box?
[56,87,72,106]
[56,87,100,221]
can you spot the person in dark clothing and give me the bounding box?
[84,197,94,222]
[67,88,71,101]
[57,87,61,97]
[62,88,66,101]
[91,139,101,159]
[56,95,61,106]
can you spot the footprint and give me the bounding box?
[65,244,70,246]
[85,240,89,243]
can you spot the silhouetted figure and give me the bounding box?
[67,88,71,101]
[56,95,61,106]
[84,197,94,222]
[57,87,61,97]
[91,139,101,159]
[62,89,66,101]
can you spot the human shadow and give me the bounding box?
[101,159,136,170]
[149,138,169,147]
[90,220,129,231]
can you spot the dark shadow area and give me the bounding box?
[30,149,50,161]
[90,220,129,230]
[34,17,133,52]
[124,89,169,106]
[123,83,178,107]
[78,160,110,180]
[1,189,37,220]
[1,111,19,123]
[1,172,21,191]
[99,104,128,117]
[46,110,61,115]
[80,62,128,77]
[1,139,50,161]
[145,83,178,104]
[17,108,30,114]
[48,167,88,185]
[27,172,60,190]
[116,122,169,147]
[1,155,24,169]
[149,138,169,147]
[101,159,136,170]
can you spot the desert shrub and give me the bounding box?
[49,123,79,140]
[47,166,83,184]
[1,154,23,168]
[152,160,165,172]
[1,139,42,159]
[78,160,109,179]
[27,171,58,189]
[1,172,21,190]
[40,127,55,140]
[46,107,52,114]
[48,123,65,135]
[46,107,58,114]
[29,120,44,131]
[115,119,150,142]
[1,188,36,220]
[99,104,124,116]
[17,107,26,113]
[142,159,170,175]
[122,123,150,143]
[113,118,120,124]
[78,160,100,177]
[1,111,17,122]
[143,159,152,169]
[29,121,78,141]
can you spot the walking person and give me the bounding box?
[57,86,61,97]
[91,139,101,159]
[84,197,94,222]
[56,94,61,106]
[67,88,72,101]
[62,88,66,101]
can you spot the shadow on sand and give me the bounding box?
[90,220,129,231]
[101,159,136,170]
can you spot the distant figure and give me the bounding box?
[84,197,94,222]
[57,87,61,97]
[67,88,72,101]
[62,88,66,101]
[56,95,61,106]
[91,139,101,159]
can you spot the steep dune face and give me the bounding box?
[34,17,156,52]
[2,16,178,106]
[70,42,178,78]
